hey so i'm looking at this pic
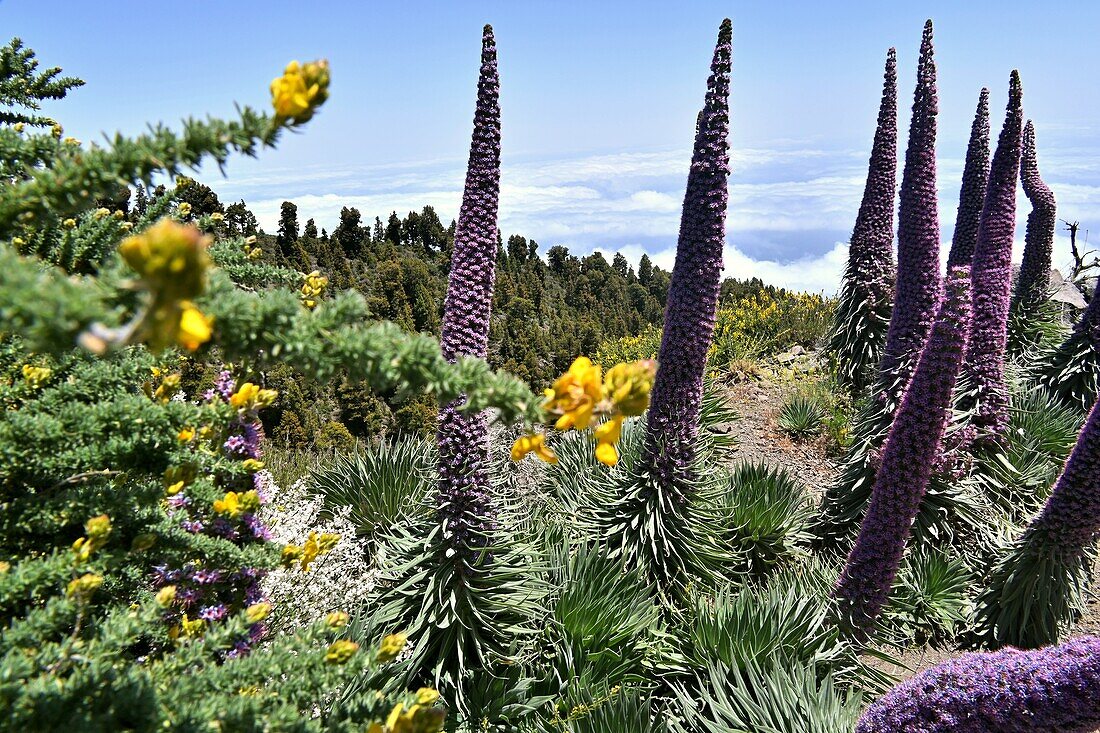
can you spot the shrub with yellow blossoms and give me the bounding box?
[512,356,657,467]
[300,270,328,309]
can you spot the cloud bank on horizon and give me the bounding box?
[213,132,1100,295]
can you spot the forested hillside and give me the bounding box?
[123,180,802,448]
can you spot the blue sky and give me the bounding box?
[4,0,1100,292]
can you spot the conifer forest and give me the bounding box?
[5,9,1100,732]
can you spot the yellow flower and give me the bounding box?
[229,383,278,413]
[66,573,103,600]
[280,544,303,568]
[300,270,328,309]
[602,359,656,417]
[149,372,181,403]
[414,688,440,706]
[510,431,558,464]
[62,136,80,146]
[176,303,212,351]
[271,59,330,125]
[376,633,407,663]
[325,611,350,629]
[155,585,177,607]
[210,212,224,223]
[545,356,603,431]
[324,639,359,664]
[119,218,211,301]
[13,122,24,132]
[245,602,272,623]
[62,218,76,229]
[593,415,624,467]
[178,427,196,443]
[165,480,185,496]
[213,491,243,518]
[94,207,110,220]
[180,613,206,638]
[85,514,112,542]
[177,202,192,218]
[240,459,265,473]
[21,364,52,389]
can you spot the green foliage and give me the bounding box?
[0,37,84,127]
[0,594,420,732]
[675,661,863,733]
[883,549,972,646]
[311,435,434,549]
[778,391,829,439]
[718,462,812,578]
[972,530,1095,649]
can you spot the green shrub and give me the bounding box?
[779,392,829,439]
[719,462,812,578]
[311,435,434,546]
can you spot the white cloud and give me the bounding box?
[205,137,1100,294]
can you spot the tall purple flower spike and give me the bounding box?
[875,20,941,407]
[946,88,991,268]
[856,635,1100,732]
[1024,393,1100,563]
[833,266,972,640]
[828,48,898,394]
[435,25,501,549]
[1014,120,1057,309]
[641,18,732,490]
[961,71,1024,445]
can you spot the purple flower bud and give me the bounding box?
[834,266,972,639]
[1013,120,1057,310]
[960,71,1024,446]
[435,25,501,551]
[946,88,991,268]
[856,635,1100,732]
[829,48,897,394]
[875,20,941,406]
[641,18,732,489]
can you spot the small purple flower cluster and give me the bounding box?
[1014,119,1057,310]
[152,563,268,656]
[641,18,732,490]
[961,71,1024,446]
[156,369,277,653]
[435,25,502,551]
[856,635,1100,732]
[875,20,941,406]
[946,89,991,268]
[834,266,972,639]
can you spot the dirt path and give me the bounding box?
[721,377,838,500]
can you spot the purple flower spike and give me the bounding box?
[875,20,941,406]
[834,266,972,640]
[946,89,991,268]
[435,25,501,549]
[1014,120,1057,310]
[641,18,732,489]
[856,635,1100,732]
[961,71,1024,446]
[828,48,898,394]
